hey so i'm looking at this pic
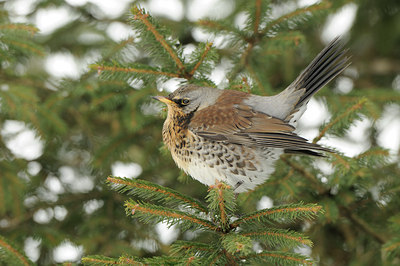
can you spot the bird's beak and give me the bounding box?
[152,95,173,105]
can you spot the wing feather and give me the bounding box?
[189,94,330,156]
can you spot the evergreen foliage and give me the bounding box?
[0,0,399,265]
[84,177,320,265]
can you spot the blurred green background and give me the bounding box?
[0,0,399,264]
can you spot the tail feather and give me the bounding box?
[286,37,350,117]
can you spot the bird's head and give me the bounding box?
[152,84,221,116]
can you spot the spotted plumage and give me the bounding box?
[153,37,349,192]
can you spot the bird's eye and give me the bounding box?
[180,98,190,105]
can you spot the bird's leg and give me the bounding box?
[233,181,243,200]
[233,181,243,191]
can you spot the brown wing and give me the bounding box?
[189,91,330,155]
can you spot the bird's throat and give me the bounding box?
[162,110,194,152]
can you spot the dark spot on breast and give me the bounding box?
[236,161,245,168]
[248,162,257,171]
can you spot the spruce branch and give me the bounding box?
[2,39,44,56]
[0,23,39,35]
[107,176,208,213]
[170,241,215,257]
[243,251,313,265]
[131,7,185,73]
[355,147,389,160]
[118,256,146,265]
[262,2,331,35]
[253,0,262,34]
[241,228,313,248]
[0,235,32,266]
[222,234,253,256]
[103,37,135,60]
[81,255,128,265]
[232,203,322,228]
[92,64,181,78]
[206,181,235,229]
[143,255,199,265]
[197,20,240,36]
[383,238,400,260]
[189,42,213,76]
[313,98,368,143]
[125,200,218,231]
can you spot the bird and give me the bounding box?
[153,37,349,193]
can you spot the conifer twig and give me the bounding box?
[93,65,180,78]
[0,236,31,266]
[243,251,312,265]
[197,20,233,33]
[81,256,123,265]
[189,42,213,76]
[171,241,214,255]
[108,176,208,213]
[262,2,331,35]
[132,7,185,72]
[313,98,367,143]
[241,230,312,246]
[0,24,39,35]
[208,181,229,226]
[5,40,44,56]
[125,201,218,231]
[355,148,389,159]
[119,257,145,265]
[232,204,322,227]
[254,0,262,34]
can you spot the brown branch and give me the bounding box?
[355,149,389,159]
[232,205,321,227]
[107,177,208,213]
[197,20,232,32]
[331,153,351,170]
[81,257,120,264]
[0,237,30,266]
[383,241,400,252]
[313,98,367,143]
[132,7,185,72]
[243,252,312,265]
[254,0,262,34]
[4,39,44,56]
[245,64,266,92]
[241,231,312,246]
[94,65,180,78]
[262,2,331,34]
[119,257,145,265]
[125,202,218,231]
[210,252,224,265]
[189,42,213,76]
[210,181,228,226]
[0,24,39,35]
[223,249,239,266]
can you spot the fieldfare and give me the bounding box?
[153,37,349,192]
